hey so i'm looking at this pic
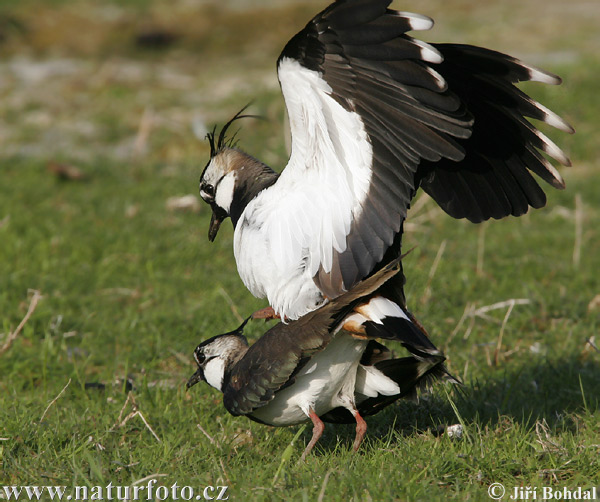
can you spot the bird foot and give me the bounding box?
[251,306,281,321]
[342,319,368,338]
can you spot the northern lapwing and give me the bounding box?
[187,258,454,460]
[199,0,573,321]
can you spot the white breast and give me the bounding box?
[233,193,326,320]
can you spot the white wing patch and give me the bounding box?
[395,11,434,31]
[272,57,373,277]
[356,296,409,324]
[232,58,374,318]
[335,297,409,334]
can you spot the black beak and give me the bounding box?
[187,367,205,389]
[208,205,228,242]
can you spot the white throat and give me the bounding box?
[215,172,236,213]
[203,357,226,391]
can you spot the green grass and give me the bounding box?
[1,0,599,500]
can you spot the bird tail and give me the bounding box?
[322,293,459,424]
[318,258,460,424]
[356,310,461,416]
[320,335,457,424]
[362,302,459,387]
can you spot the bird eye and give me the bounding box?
[194,351,206,365]
[199,182,216,203]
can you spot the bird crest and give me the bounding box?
[206,104,260,157]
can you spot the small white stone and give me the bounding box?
[446,424,463,439]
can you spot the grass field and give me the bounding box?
[0,0,599,500]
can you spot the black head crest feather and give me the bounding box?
[206,104,262,157]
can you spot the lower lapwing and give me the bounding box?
[187,258,455,460]
[198,0,573,321]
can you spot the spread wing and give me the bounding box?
[263,0,572,299]
[416,44,573,221]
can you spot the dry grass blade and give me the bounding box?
[581,336,599,358]
[317,470,333,502]
[461,359,469,382]
[1,290,42,356]
[113,392,162,443]
[408,192,432,217]
[218,286,245,323]
[410,207,443,225]
[403,222,428,233]
[197,423,216,444]
[40,378,72,423]
[219,458,232,486]
[460,299,530,341]
[493,300,516,366]
[134,107,155,157]
[421,240,447,304]
[573,193,583,268]
[115,391,137,425]
[470,299,531,318]
[476,223,486,277]
[131,473,168,486]
[447,302,475,344]
[535,419,564,453]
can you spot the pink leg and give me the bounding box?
[300,409,325,461]
[352,410,367,452]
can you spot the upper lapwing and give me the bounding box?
[199,0,573,321]
[187,258,453,459]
